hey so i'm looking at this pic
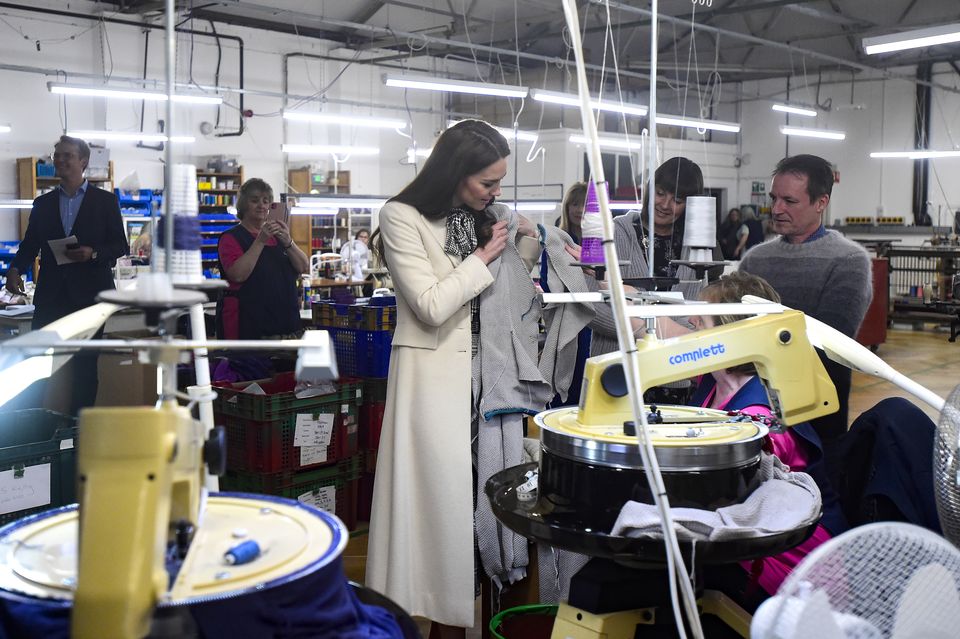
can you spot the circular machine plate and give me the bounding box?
[486,463,819,566]
[0,494,346,606]
[536,405,767,470]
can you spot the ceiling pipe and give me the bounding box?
[595,0,960,96]
[0,1,245,135]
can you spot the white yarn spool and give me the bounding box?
[158,163,204,284]
[683,196,717,249]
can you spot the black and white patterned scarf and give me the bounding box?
[444,208,478,258]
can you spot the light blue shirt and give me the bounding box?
[59,179,88,235]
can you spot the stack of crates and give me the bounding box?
[358,378,388,522]
[213,372,363,530]
[0,410,79,526]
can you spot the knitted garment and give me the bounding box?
[739,230,873,338]
[540,227,596,403]
[588,211,704,357]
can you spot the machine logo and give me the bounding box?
[668,343,726,365]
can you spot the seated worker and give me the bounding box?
[586,157,710,357]
[541,182,590,407]
[689,271,847,610]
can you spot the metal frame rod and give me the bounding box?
[560,1,703,636]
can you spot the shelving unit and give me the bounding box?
[16,156,114,239]
[196,167,243,279]
[286,169,375,256]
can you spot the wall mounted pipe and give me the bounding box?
[0,1,245,135]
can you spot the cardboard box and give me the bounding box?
[96,352,160,407]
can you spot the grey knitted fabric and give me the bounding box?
[589,212,705,356]
[540,227,596,403]
[739,230,872,338]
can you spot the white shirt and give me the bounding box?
[340,239,369,281]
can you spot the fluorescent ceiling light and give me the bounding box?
[49,82,221,105]
[530,88,648,118]
[0,200,34,209]
[283,111,407,129]
[290,207,340,216]
[609,201,644,210]
[446,120,539,143]
[772,103,818,117]
[505,201,559,212]
[0,125,10,133]
[295,196,388,208]
[569,134,643,151]
[871,150,960,159]
[780,126,846,141]
[383,74,529,98]
[282,144,379,156]
[863,23,960,55]
[657,115,741,133]
[68,130,195,143]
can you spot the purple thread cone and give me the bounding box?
[580,180,606,264]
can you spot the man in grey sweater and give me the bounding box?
[739,154,872,482]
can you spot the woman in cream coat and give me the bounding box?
[366,120,539,637]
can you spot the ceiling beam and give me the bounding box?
[595,0,960,95]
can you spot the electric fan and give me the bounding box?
[751,521,960,638]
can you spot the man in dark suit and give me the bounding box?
[5,135,128,413]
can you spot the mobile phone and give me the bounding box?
[267,202,289,225]
[67,243,80,249]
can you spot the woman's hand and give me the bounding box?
[474,220,508,264]
[269,220,293,248]
[255,223,274,245]
[564,243,581,261]
[516,214,537,239]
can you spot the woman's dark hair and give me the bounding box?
[655,156,703,201]
[699,271,781,375]
[373,119,510,259]
[354,228,369,239]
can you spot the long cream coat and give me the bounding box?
[365,201,496,627]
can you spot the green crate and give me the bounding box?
[219,455,362,529]
[0,410,78,526]
[361,378,388,404]
[220,400,360,473]
[214,372,362,421]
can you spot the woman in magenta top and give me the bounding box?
[217,178,309,339]
[689,272,846,607]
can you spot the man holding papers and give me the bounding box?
[4,135,127,413]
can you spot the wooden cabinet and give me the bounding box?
[286,169,361,257]
[16,156,114,238]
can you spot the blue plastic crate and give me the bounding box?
[358,330,392,378]
[330,328,359,378]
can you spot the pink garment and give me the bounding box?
[218,229,278,340]
[700,379,832,595]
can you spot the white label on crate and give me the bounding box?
[341,403,349,414]
[59,439,74,450]
[356,389,362,399]
[294,413,335,447]
[0,464,51,516]
[300,445,328,466]
[298,486,336,514]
